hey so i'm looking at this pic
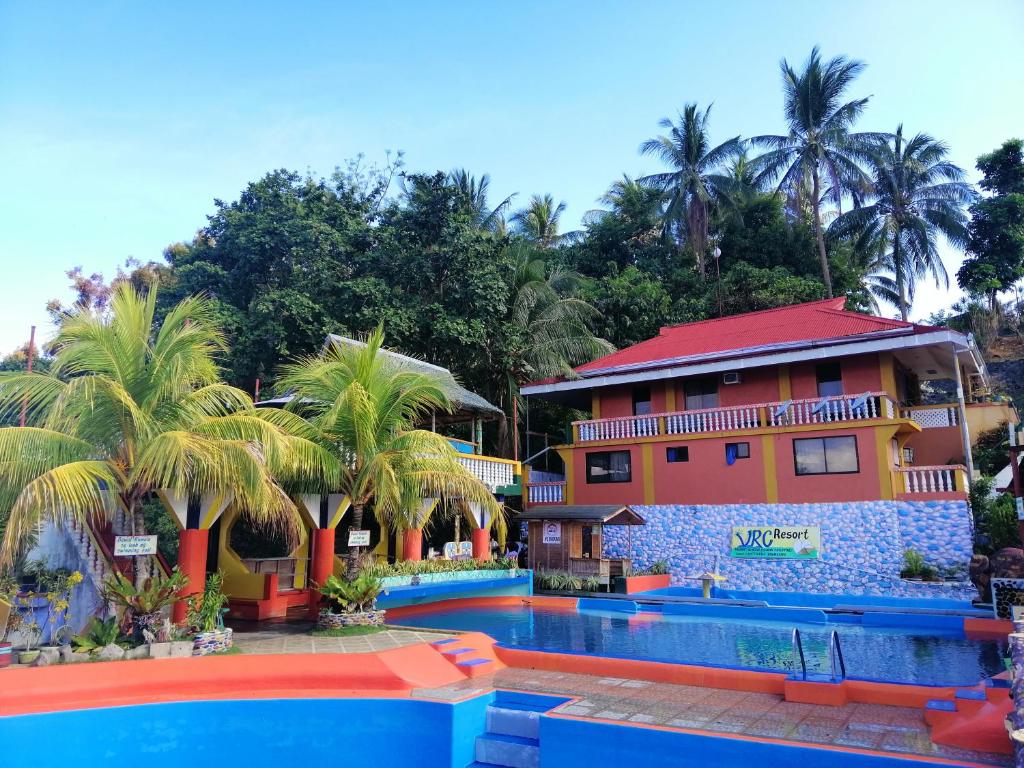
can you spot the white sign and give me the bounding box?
[542,521,561,545]
[348,529,371,547]
[443,541,473,559]
[114,535,158,556]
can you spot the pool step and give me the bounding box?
[430,633,503,679]
[486,705,541,741]
[474,732,540,768]
[923,684,1012,755]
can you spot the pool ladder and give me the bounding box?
[791,628,846,681]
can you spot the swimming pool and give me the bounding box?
[395,604,1006,686]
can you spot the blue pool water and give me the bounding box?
[397,605,1006,686]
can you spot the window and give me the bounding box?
[666,446,689,463]
[816,362,843,397]
[793,436,859,475]
[684,377,719,410]
[725,442,750,461]
[632,385,652,416]
[586,450,632,484]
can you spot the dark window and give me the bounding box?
[816,362,843,397]
[725,442,750,461]
[582,525,594,558]
[632,385,652,415]
[666,446,689,463]
[684,377,719,410]
[793,436,859,475]
[586,450,632,484]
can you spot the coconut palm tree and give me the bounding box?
[448,169,516,232]
[585,175,663,232]
[0,284,333,570]
[639,103,742,278]
[750,47,883,298]
[276,327,504,575]
[512,194,568,247]
[830,126,976,320]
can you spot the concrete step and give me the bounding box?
[486,705,541,741]
[457,657,494,678]
[475,733,540,768]
[440,646,475,658]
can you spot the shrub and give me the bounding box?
[186,572,229,634]
[644,560,670,576]
[362,556,519,579]
[103,569,189,616]
[533,570,582,591]
[319,573,383,614]
[581,576,602,592]
[900,549,939,581]
[72,617,121,651]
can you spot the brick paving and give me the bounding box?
[229,620,454,655]
[414,667,1012,766]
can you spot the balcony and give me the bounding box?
[896,465,967,498]
[573,392,898,443]
[527,481,565,505]
[456,454,519,492]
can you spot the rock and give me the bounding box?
[96,643,126,662]
[35,647,60,666]
[169,640,194,658]
[125,644,150,660]
[66,650,92,664]
[991,548,1024,579]
[148,642,171,659]
[970,553,991,601]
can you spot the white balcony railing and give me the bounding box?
[573,392,897,443]
[457,455,516,491]
[898,465,965,495]
[528,481,565,504]
[901,405,959,428]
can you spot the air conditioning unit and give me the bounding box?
[723,372,742,385]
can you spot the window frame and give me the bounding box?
[632,385,652,416]
[684,376,719,410]
[725,442,750,460]
[666,446,689,463]
[792,435,860,476]
[815,362,844,398]
[585,450,633,484]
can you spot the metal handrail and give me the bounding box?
[829,630,847,680]
[792,628,807,680]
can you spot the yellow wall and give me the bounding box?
[966,402,1020,436]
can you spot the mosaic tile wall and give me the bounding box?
[602,500,976,598]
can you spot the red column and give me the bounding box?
[402,528,423,562]
[472,528,490,561]
[308,528,336,618]
[172,528,208,624]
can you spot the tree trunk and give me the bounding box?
[121,493,151,586]
[347,504,365,578]
[811,169,834,298]
[688,200,707,280]
[894,236,909,322]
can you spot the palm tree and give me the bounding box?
[512,194,568,247]
[276,327,503,575]
[750,47,883,298]
[585,175,664,234]
[830,126,976,320]
[448,169,515,232]
[0,284,331,570]
[639,103,742,278]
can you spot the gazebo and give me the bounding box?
[517,505,645,587]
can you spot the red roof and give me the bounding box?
[575,298,926,375]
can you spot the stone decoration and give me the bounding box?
[192,628,233,656]
[603,500,976,598]
[317,609,386,630]
[993,578,1024,620]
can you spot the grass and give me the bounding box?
[312,625,388,637]
[210,644,244,655]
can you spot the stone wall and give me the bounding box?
[602,500,976,599]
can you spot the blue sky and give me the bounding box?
[1,1,1022,354]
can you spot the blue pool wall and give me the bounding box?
[602,500,976,599]
[377,573,532,609]
[0,696,493,768]
[639,586,976,611]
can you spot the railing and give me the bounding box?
[573,392,897,443]
[902,404,959,428]
[569,557,631,585]
[897,465,966,495]
[457,455,517,491]
[528,481,565,504]
[241,557,309,591]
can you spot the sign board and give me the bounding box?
[542,521,562,545]
[443,541,473,559]
[113,535,158,557]
[347,529,371,547]
[729,526,820,560]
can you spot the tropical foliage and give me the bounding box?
[71,616,121,651]
[185,571,230,634]
[362,555,518,578]
[103,569,189,616]
[318,572,383,614]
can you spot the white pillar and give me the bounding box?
[951,344,975,484]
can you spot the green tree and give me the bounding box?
[0,285,333,572]
[831,126,975,320]
[751,47,882,298]
[639,103,742,278]
[447,169,515,231]
[512,194,569,247]
[958,139,1024,313]
[275,327,503,574]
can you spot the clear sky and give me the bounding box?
[1,1,1022,354]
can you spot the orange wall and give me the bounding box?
[789,354,882,400]
[772,425,883,503]
[651,437,766,504]
[716,366,780,407]
[570,445,645,506]
[905,426,965,466]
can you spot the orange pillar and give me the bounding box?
[402,528,423,562]
[472,528,490,561]
[308,528,336,618]
[172,528,208,624]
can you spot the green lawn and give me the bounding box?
[311,625,388,637]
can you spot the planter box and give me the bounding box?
[317,609,386,630]
[193,628,233,656]
[169,640,194,658]
[613,574,672,594]
[380,569,521,589]
[0,642,11,668]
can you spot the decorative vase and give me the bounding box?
[317,609,386,630]
[0,642,11,668]
[18,649,40,665]
[192,628,233,656]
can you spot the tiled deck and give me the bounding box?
[230,621,454,655]
[414,667,1012,766]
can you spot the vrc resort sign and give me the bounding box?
[729,526,820,560]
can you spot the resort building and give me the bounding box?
[520,298,1019,596]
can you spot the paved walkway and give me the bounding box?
[414,667,1011,766]
[229,621,454,655]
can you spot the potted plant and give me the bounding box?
[39,569,82,649]
[71,616,121,653]
[186,572,232,655]
[17,612,42,665]
[317,572,385,630]
[103,569,189,643]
